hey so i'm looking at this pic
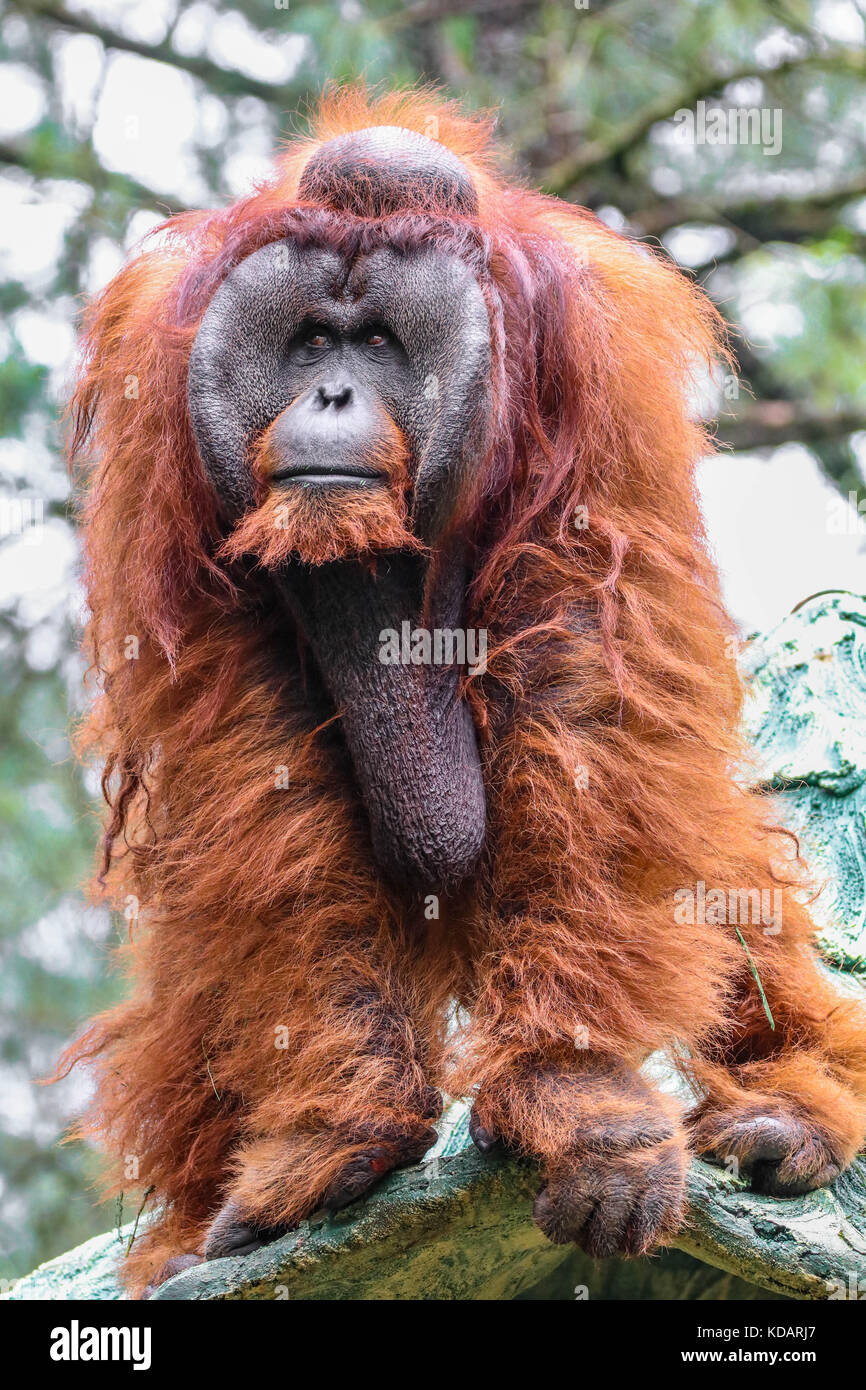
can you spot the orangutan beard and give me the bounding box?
[219,484,423,569]
[218,418,424,569]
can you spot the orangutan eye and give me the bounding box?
[365,329,388,348]
[306,329,329,349]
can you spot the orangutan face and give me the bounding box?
[188,229,492,561]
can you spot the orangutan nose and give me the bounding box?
[316,382,353,410]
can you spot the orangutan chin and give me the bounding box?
[59,87,866,1296]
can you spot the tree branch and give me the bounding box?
[10,0,301,106]
[386,0,539,25]
[626,171,866,243]
[544,47,866,194]
[716,401,866,452]
[0,136,188,217]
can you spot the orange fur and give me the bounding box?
[220,409,421,568]
[58,87,866,1292]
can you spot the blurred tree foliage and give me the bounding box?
[1,0,866,1280]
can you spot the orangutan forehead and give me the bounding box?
[298,125,478,219]
[254,241,476,327]
[195,240,489,360]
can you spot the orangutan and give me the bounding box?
[58,88,866,1296]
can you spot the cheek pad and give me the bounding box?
[355,248,493,542]
[188,242,344,516]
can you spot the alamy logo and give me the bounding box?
[674,880,782,933]
[674,101,782,156]
[49,1320,152,1371]
[378,622,487,675]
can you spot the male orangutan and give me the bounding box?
[60,88,866,1297]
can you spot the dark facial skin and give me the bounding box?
[266,323,403,488]
[189,238,490,538]
[188,131,491,892]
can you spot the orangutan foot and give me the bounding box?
[470,1059,689,1257]
[140,1253,205,1299]
[691,1104,845,1196]
[204,1124,437,1259]
[532,1134,688,1257]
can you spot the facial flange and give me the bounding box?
[188,239,491,543]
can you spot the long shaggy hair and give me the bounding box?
[58,87,866,1292]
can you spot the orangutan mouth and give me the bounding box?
[270,461,387,487]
